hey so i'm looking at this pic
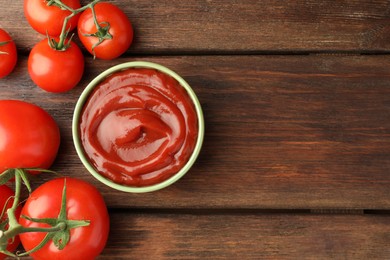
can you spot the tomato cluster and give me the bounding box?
[0,0,133,258]
[25,0,134,93]
[0,100,109,259]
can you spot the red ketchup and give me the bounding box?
[80,68,198,187]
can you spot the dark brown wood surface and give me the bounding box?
[100,212,390,259]
[1,0,390,259]
[3,0,390,53]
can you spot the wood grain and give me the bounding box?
[2,1,390,259]
[99,212,390,259]
[2,0,390,53]
[2,54,389,210]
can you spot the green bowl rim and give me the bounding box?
[72,61,205,193]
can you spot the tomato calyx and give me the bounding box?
[47,32,74,51]
[81,21,113,58]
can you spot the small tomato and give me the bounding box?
[0,29,17,79]
[28,38,84,93]
[78,2,133,59]
[19,178,109,260]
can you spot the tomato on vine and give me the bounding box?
[19,178,109,259]
[0,100,60,173]
[0,29,17,79]
[28,37,84,93]
[0,185,21,260]
[78,2,133,60]
[24,0,81,36]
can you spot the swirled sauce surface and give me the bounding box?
[80,68,198,187]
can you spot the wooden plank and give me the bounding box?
[99,212,390,259]
[1,55,389,210]
[2,0,390,53]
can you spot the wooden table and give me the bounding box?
[1,0,390,258]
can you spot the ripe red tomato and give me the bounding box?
[28,38,84,93]
[24,0,81,36]
[78,2,133,59]
[0,29,17,79]
[19,178,109,260]
[0,185,21,260]
[0,100,60,173]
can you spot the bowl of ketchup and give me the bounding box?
[72,61,204,192]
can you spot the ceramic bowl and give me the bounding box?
[72,61,204,193]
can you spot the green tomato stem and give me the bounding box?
[90,1,102,30]
[57,13,75,50]
[0,41,10,55]
[0,41,10,47]
[1,221,66,242]
[6,171,21,228]
[48,0,102,50]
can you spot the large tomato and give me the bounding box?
[0,29,17,79]
[24,0,81,36]
[28,38,84,93]
[0,185,21,260]
[19,178,109,260]
[0,100,60,173]
[78,2,133,59]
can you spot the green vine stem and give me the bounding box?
[0,41,11,55]
[47,0,103,50]
[84,2,113,58]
